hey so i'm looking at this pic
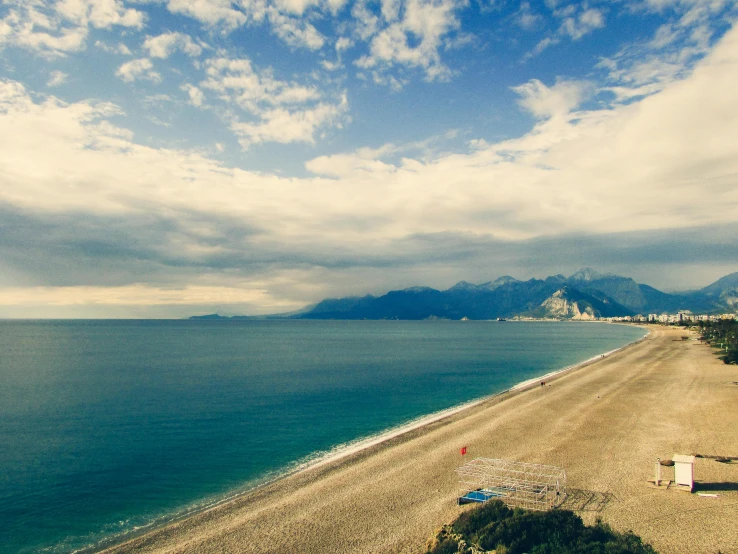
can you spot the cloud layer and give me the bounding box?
[1,0,737,315]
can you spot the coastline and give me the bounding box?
[102,324,738,553]
[272,325,650,474]
[97,324,650,553]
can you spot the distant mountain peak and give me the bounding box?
[448,280,479,292]
[700,271,738,305]
[701,271,738,292]
[479,275,520,290]
[402,286,436,293]
[568,268,611,281]
[492,275,519,286]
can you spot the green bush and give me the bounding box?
[427,501,657,554]
[452,497,512,538]
[697,320,738,365]
[428,537,461,554]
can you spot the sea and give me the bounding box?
[0,319,646,553]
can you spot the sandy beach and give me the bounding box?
[104,325,738,554]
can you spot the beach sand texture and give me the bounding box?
[104,326,738,554]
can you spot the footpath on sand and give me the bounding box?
[105,326,738,554]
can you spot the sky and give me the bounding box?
[1,0,737,318]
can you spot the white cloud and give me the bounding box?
[320,36,353,71]
[336,36,353,52]
[162,0,334,51]
[650,23,679,48]
[47,70,68,87]
[525,4,607,58]
[602,82,665,102]
[325,0,348,15]
[0,8,88,56]
[202,57,322,110]
[638,0,735,30]
[306,144,397,177]
[273,0,321,16]
[95,40,132,54]
[201,56,347,146]
[55,0,145,29]
[321,59,341,71]
[181,83,206,106]
[517,2,542,30]
[267,8,326,50]
[512,79,591,119]
[0,0,143,57]
[144,94,173,105]
[381,0,402,22]
[528,36,559,57]
[596,2,725,103]
[166,0,250,29]
[352,0,380,40]
[559,8,605,40]
[232,95,348,146]
[610,56,685,86]
[354,0,464,82]
[115,58,161,83]
[143,32,204,59]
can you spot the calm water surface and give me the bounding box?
[0,320,645,553]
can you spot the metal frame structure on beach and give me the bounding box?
[455,457,567,511]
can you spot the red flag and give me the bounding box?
[460,446,467,456]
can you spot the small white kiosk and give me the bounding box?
[672,454,695,491]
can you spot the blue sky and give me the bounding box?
[1,0,737,317]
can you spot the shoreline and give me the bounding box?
[97,323,649,553]
[102,323,738,553]
[284,325,650,474]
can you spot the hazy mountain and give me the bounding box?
[567,268,613,282]
[563,268,699,313]
[447,281,481,292]
[301,286,447,320]
[296,269,738,320]
[191,269,738,321]
[300,278,579,320]
[699,271,738,296]
[697,272,738,309]
[308,294,376,315]
[478,275,520,290]
[566,271,649,312]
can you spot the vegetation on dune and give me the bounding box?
[426,500,657,554]
[694,319,738,364]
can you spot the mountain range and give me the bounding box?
[192,268,738,321]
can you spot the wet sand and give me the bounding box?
[104,326,738,554]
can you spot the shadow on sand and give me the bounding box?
[693,481,738,492]
[559,489,615,513]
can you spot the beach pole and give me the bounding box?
[655,458,661,487]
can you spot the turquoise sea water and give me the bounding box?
[0,320,645,553]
